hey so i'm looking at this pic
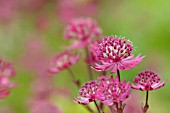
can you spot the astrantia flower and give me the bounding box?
[49,52,81,74]
[132,70,166,91]
[96,76,131,106]
[74,80,99,105]
[64,18,102,49]
[0,58,16,99]
[92,36,144,73]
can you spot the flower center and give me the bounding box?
[79,81,98,98]
[136,71,161,86]
[99,37,133,62]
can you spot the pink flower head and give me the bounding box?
[132,70,166,91]
[64,18,102,49]
[74,80,99,105]
[92,36,144,73]
[0,58,16,99]
[96,76,131,106]
[49,52,81,74]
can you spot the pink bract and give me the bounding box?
[96,76,131,106]
[49,52,81,74]
[92,36,144,73]
[132,70,166,91]
[74,80,99,105]
[64,18,102,49]
[0,58,16,99]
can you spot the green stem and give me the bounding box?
[94,100,102,113]
[116,70,121,82]
[143,91,149,113]
[85,47,93,80]
[67,68,95,113]
[67,67,80,88]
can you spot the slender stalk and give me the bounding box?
[100,102,104,112]
[109,105,115,113]
[116,103,119,113]
[116,69,123,113]
[67,68,95,113]
[145,91,149,106]
[94,100,102,113]
[116,70,121,82]
[102,71,106,76]
[83,105,95,113]
[143,91,149,113]
[85,47,93,80]
[67,67,80,88]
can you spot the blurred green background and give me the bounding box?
[0,0,169,113]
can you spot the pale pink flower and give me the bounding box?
[19,0,47,12]
[132,70,166,91]
[74,80,99,105]
[49,52,81,74]
[0,57,16,99]
[64,18,102,49]
[36,15,49,31]
[20,38,51,76]
[96,76,131,106]
[124,92,142,113]
[30,100,61,113]
[31,76,54,100]
[0,106,15,113]
[92,36,144,73]
[0,0,17,23]
[57,0,99,24]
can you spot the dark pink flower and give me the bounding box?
[74,80,99,105]
[49,52,81,74]
[132,70,166,91]
[0,58,15,99]
[92,36,144,73]
[64,18,102,49]
[96,76,131,106]
[74,76,131,106]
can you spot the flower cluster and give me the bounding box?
[48,17,166,113]
[0,57,16,99]
[74,76,131,106]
